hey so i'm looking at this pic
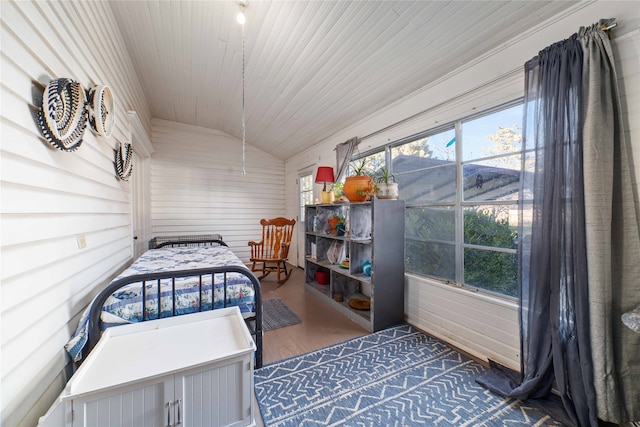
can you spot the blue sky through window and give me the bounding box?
[462,105,523,161]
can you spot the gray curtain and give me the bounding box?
[478,19,640,426]
[335,137,359,182]
[580,19,640,423]
[518,32,596,426]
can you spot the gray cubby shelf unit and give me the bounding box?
[304,198,405,332]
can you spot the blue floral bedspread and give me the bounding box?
[65,245,256,361]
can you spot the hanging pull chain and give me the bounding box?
[240,4,246,176]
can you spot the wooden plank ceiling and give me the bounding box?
[108,1,577,161]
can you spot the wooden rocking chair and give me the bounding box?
[248,217,296,285]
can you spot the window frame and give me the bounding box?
[355,99,524,300]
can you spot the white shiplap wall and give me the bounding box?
[150,118,286,261]
[616,30,640,215]
[284,1,640,371]
[0,1,151,426]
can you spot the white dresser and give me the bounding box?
[39,307,256,427]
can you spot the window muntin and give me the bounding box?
[393,102,523,298]
[459,105,522,297]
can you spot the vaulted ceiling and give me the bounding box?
[108,1,577,161]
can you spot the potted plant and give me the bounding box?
[332,182,348,202]
[328,213,346,235]
[374,167,399,199]
[335,213,347,236]
[343,159,374,202]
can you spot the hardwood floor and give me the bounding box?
[253,264,369,426]
[258,265,368,365]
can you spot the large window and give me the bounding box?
[392,102,525,298]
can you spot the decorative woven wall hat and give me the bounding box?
[115,142,133,181]
[87,85,114,137]
[38,78,88,151]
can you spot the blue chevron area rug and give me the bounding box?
[254,324,563,426]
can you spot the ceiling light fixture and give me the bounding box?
[237,9,246,25]
[238,1,247,175]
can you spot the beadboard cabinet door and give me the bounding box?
[175,356,253,427]
[72,376,169,427]
[71,356,253,427]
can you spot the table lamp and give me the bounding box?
[315,166,335,204]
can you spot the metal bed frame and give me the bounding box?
[86,235,264,368]
[148,234,228,249]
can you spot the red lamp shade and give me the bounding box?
[315,166,335,191]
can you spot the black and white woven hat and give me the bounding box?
[38,78,88,151]
[87,85,114,137]
[115,142,133,181]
